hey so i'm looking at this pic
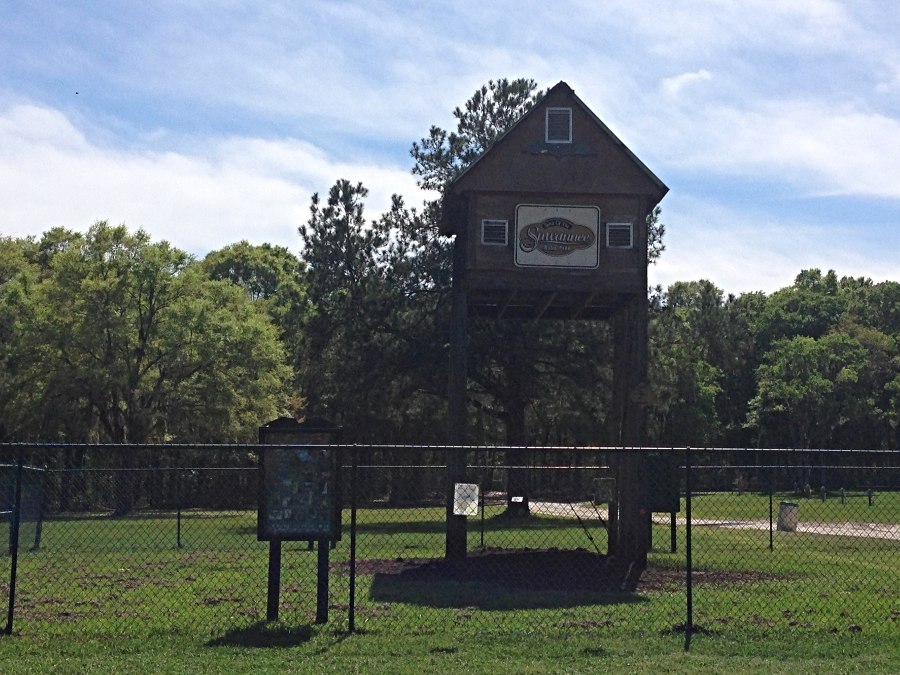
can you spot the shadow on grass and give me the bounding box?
[224,511,603,538]
[365,549,648,611]
[206,621,314,648]
[353,513,605,537]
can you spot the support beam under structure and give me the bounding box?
[497,290,517,319]
[531,291,558,323]
[571,291,599,320]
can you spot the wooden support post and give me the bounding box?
[607,499,618,555]
[671,511,677,553]
[315,539,329,624]
[611,294,650,586]
[266,540,281,621]
[446,229,468,561]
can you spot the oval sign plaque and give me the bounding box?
[518,217,596,256]
[515,204,600,268]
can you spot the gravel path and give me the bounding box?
[530,501,900,541]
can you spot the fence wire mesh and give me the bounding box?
[687,449,899,640]
[0,445,897,645]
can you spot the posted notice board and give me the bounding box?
[258,446,340,541]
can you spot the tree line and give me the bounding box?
[1,79,897,452]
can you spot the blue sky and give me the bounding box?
[2,0,898,295]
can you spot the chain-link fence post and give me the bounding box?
[768,465,774,551]
[348,445,358,633]
[176,465,183,549]
[4,450,24,636]
[684,446,693,652]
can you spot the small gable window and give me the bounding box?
[481,219,508,246]
[545,108,572,143]
[606,222,633,249]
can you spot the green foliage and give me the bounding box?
[411,78,543,192]
[651,270,900,449]
[202,240,309,334]
[749,330,896,448]
[202,240,309,417]
[649,281,728,445]
[296,182,449,443]
[1,223,291,444]
[646,204,666,265]
[757,269,844,348]
[0,238,37,440]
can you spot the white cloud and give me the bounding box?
[0,103,424,255]
[660,70,713,98]
[645,99,900,199]
[650,194,900,296]
[602,0,858,58]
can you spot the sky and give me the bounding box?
[1,0,898,296]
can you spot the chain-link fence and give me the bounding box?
[684,448,899,645]
[1,445,897,648]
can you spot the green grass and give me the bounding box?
[689,490,899,524]
[0,499,897,672]
[1,629,898,674]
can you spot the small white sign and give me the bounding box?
[453,483,479,516]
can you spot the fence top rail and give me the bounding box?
[0,463,48,471]
[0,442,896,455]
[692,463,900,471]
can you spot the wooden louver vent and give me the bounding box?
[481,219,508,245]
[545,108,572,143]
[606,222,633,248]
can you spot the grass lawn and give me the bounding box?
[688,490,900,525]
[1,627,898,674]
[0,498,897,673]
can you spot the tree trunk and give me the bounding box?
[113,452,135,516]
[59,446,74,512]
[111,422,137,517]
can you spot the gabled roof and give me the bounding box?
[442,81,668,234]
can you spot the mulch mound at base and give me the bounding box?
[345,548,779,593]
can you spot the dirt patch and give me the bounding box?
[639,565,782,591]
[341,549,782,594]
